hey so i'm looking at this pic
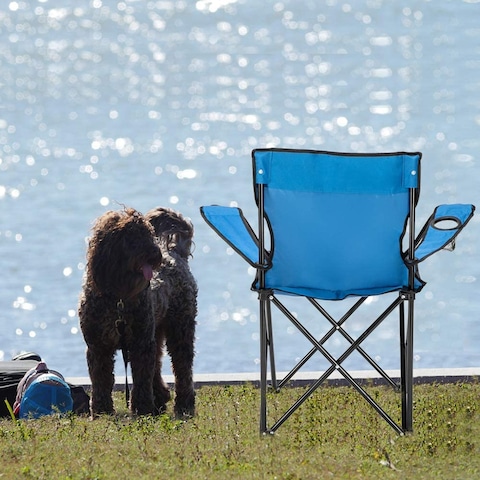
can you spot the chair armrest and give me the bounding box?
[200,205,269,269]
[414,204,475,262]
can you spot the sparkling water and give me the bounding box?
[1,0,478,377]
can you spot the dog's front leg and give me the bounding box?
[86,345,116,417]
[129,338,157,416]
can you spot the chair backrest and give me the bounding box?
[253,149,422,300]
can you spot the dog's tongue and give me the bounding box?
[141,264,153,281]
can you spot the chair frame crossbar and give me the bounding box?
[259,291,413,435]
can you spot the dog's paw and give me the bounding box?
[154,383,171,411]
[89,408,115,420]
[174,409,195,421]
[174,393,195,420]
[153,401,168,416]
[174,406,195,421]
[90,402,115,418]
[130,403,157,417]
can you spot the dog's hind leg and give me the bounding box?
[86,346,116,416]
[166,312,196,419]
[153,329,171,413]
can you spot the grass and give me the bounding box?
[0,381,478,479]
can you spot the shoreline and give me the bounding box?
[66,367,480,390]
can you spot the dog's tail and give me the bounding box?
[145,207,194,259]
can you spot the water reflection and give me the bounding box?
[0,0,478,374]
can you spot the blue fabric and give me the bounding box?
[415,204,475,261]
[19,374,73,419]
[202,149,474,301]
[262,190,412,299]
[200,206,260,266]
[254,149,420,192]
[253,149,422,300]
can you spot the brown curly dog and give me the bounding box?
[78,207,197,418]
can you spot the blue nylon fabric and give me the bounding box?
[253,150,421,300]
[262,189,411,299]
[201,206,259,266]
[202,150,473,302]
[415,203,474,261]
[254,150,420,193]
[20,374,73,419]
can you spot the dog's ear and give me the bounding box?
[146,207,194,259]
[87,231,115,294]
[168,231,194,259]
[86,211,125,294]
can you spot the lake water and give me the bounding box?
[1,0,479,378]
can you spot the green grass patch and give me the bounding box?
[0,382,478,479]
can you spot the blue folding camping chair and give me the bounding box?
[200,148,475,435]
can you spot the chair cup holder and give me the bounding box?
[432,216,462,230]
